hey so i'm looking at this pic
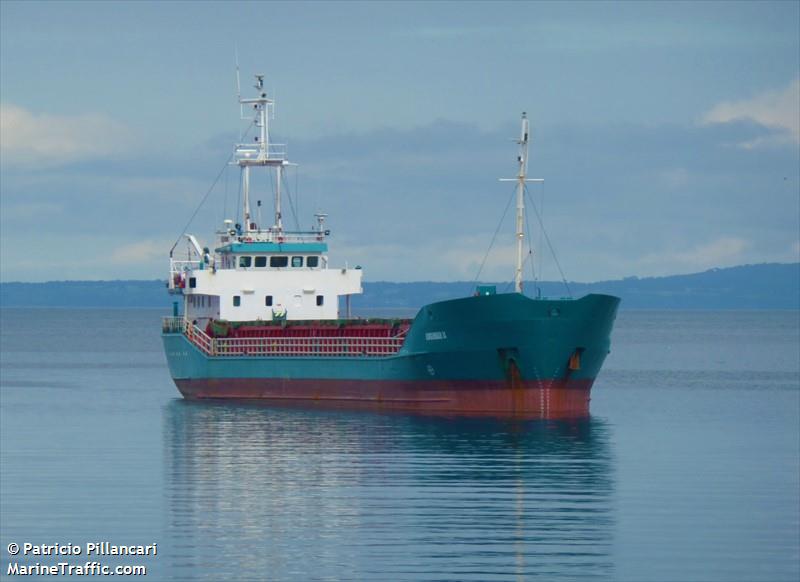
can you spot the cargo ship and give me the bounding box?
[162,74,619,417]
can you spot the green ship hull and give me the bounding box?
[163,293,619,417]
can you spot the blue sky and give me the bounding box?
[1,1,798,283]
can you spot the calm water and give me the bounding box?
[1,309,798,581]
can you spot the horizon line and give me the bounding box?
[0,261,797,286]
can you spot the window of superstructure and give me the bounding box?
[189,277,196,288]
[239,256,252,268]
[270,256,288,268]
[254,256,267,268]
[291,256,303,268]
[316,295,324,306]
[306,256,319,268]
[233,295,241,307]
[265,295,273,306]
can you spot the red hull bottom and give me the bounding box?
[175,378,595,419]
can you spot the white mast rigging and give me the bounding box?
[235,74,288,236]
[500,112,543,294]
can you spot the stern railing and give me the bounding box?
[168,260,203,292]
[162,317,186,334]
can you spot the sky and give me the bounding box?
[1,1,798,283]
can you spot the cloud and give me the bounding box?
[0,103,132,167]
[659,167,690,189]
[702,79,800,146]
[637,237,749,273]
[111,239,167,264]
[0,202,62,220]
[332,234,522,282]
[394,25,505,40]
[2,116,797,282]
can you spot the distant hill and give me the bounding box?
[352,263,800,310]
[0,280,170,308]
[1,263,797,310]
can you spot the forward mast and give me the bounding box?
[499,113,543,294]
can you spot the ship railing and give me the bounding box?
[162,316,186,334]
[212,335,406,357]
[234,143,287,162]
[256,232,324,242]
[171,320,407,357]
[226,231,325,244]
[393,325,409,339]
[186,322,214,355]
[168,259,203,290]
[162,318,215,356]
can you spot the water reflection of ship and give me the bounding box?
[164,400,615,581]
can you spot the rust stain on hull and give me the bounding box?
[175,377,593,419]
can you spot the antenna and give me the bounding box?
[235,47,244,121]
[235,48,241,95]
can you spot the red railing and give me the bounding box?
[163,317,407,358]
[213,335,405,356]
[185,322,215,355]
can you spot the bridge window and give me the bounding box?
[238,256,252,268]
[265,295,273,306]
[254,256,267,268]
[233,295,241,307]
[189,277,196,288]
[270,256,288,268]
[316,295,324,306]
[307,256,319,268]
[291,256,304,268]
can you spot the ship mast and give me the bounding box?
[236,74,287,235]
[500,113,543,294]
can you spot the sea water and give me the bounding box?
[1,309,798,581]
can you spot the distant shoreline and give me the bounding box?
[2,306,798,313]
[1,263,798,310]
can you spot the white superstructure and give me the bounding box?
[168,75,362,326]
